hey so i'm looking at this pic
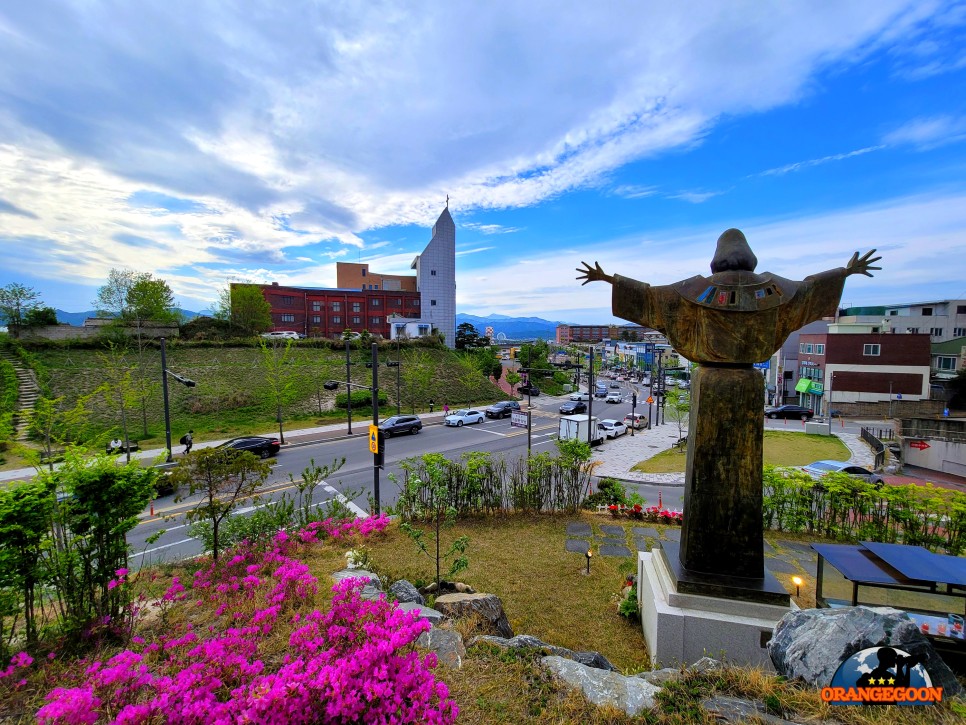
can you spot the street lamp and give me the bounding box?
[792,575,803,598]
[160,337,196,463]
[388,359,401,415]
[345,337,353,435]
[325,342,383,513]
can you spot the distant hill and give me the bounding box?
[55,309,204,326]
[456,313,564,341]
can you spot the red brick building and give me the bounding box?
[254,282,421,338]
[556,323,655,344]
[797,332,931,416]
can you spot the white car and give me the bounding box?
[605,391,622,403]
[261,331,300,340]
[569,391,591,401]
[599,419,628,439]
[444,409,485,427]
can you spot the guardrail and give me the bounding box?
[860,426,887,470]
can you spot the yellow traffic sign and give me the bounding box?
[646,396,654,404]
[369,424,379,454]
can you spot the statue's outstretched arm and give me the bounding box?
[576,261,614,286]
[845,249,881,277]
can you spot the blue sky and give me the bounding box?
[1,1,965,324]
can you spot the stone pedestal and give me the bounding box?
[681,365,765,579]
[638,547,794,670]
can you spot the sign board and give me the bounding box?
[369,424,379,454]
[646,396,654,404]
[800,361,819,368]
[510,411,528,429]
[909,440,930,451]
[753,361,770,369]
[795,378,812,393]
[808,381,824,394]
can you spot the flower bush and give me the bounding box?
[25,513,457,724]
[605,504,684,525]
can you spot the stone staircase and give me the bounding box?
[0,348,40,441]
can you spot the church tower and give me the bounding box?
[411,204,457,347]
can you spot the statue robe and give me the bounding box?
[612,268,847,365]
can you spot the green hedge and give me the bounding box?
[335,389,389,409]
[763,465,966,554]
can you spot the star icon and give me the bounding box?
[887,677,895,685]
[878,677,887,685]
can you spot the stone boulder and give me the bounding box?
[768,606,962,696]
[389,579,425,606]
[541,656,661,716]
[471,634,616,671]
[331,568,383,601]
[416,628,466,669]
[397,601,446,627]
[433,592,513,638]
[700,696,793,725]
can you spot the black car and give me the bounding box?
[559,400,587,415]
[379,415,422,436]
[518,382,541,396]
[217,436,281,458]
[485,401,521,419]
[764,405,814,421]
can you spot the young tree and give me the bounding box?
[0,283,42,337]
[664,387,691,441]
[24,394,96,471]
[127,276,178,324]
[455,322,488,350]
[259,337,298,444]
[23,306,58,327]
[169,448,272,560]
[401,348,435,413]
[95,344,141,462]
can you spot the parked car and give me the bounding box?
[444,409,485,426]
[485,401,521,419]
[517,382,541,396]
[605,391,622,403]
[559,400,587,415]
[623,413,648,430]
[765,404,814,420]
[378,415,422,437]
[598,419,628,439]
[217,435,281,458]
[260,331,300,340]
[802,460,884,486]
[569,391,591,401]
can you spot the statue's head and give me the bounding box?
[711,228,757,273]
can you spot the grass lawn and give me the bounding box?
[632,430,852,474]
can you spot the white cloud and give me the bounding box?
[883,115,966,149]
[666,190,724,204]
[461,223,522,235]
[757,146,885,176]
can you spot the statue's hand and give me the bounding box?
[577,261,613,286]
[846,249,882,277]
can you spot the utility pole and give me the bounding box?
[587,347,595,447]
[345,338,353,435]
[160,337,172,463]
[371,342,381,514]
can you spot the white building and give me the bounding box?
[389,205,457,347]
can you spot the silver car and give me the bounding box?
[802,460,884,486]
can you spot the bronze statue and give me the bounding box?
[578,230,880,594]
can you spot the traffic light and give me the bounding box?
[374,430,385,469]
[632,392,637,407]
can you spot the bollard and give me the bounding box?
[150,501,154,516]
[658,491,663,509]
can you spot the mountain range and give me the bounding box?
[54,309,565,340]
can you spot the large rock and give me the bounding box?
[768,606,962,696]
[700,696,794,725]
[416,628,466,669]
[331,568,383,601]
[470,634,616,671]
[389,579,425,606]
[541,656,661,716]
[397,601,446,627]
[433,592,513,638]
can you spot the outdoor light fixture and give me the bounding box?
[792,575,803,598]
[585,549,592,575]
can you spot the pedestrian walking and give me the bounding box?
[443,402,449,415]
[180,430,193,455]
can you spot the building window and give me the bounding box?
[371,317,381,325]
[922,307,933,316]
[351,302,361,312]
[954,328,966,337]
[311,301,321,311]
[907,327,919,333]
[930,328,943,337]
[352,316,361,324]
[888,310,897,316]
[332,302,341,311]
[863,344,880,356]
[799,343,805,353]
[814,344,825,355]
[281,295,295,306]
[958,305,966,314]
[418,325,430,335]
[281,314,295,323]
[804,343,813,353]
[936,356,957,371]
[431,300,437,306]
[374,284,378,290]
[413,299,420,307]
[371,299,380,307]
[332,316,341,324]
[395,298,402,305]
[311,315,320,324]
[431,270,436,276]
[361,269,366,276]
